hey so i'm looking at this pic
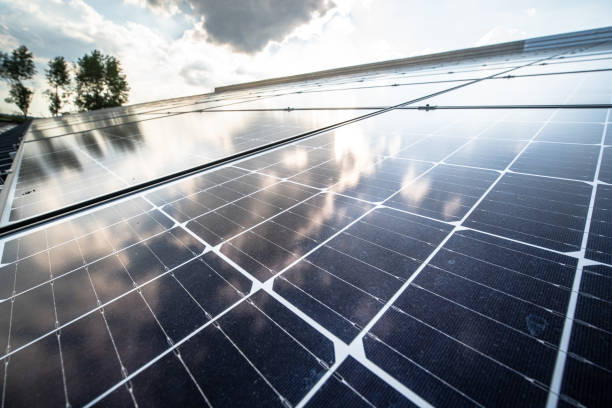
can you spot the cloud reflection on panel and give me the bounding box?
[290,112,437,204]
[10,109,360,222]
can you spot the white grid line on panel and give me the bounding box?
[546,107,611,408]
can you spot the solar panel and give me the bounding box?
[0,27,611,407]
[7,110,369,222]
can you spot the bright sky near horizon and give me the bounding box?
[1,0,611,117]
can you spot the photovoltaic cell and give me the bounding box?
[306,357,418,408]
[535,122,604,144]
[445,138,528,169]
[510,142,600,181]
[478,120,545,140]
[598,146,612,183]
[465,172,591,251]
[585,184,612,263]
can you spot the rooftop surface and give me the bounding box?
[0,26,611,407]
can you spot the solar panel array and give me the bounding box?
[0,28,611,407]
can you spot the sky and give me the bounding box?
[1,0,611,117]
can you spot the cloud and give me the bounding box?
[179,60,211,86]
[475,26,527,47]
[525,8,536,17]
[0,31,19,50]
[143,0,336,53]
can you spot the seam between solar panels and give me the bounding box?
[246,67,612,97]
[168,103,612,113]
[0,50,558,238]
[545,107,611,408]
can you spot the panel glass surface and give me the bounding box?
[423,70,612,105]
[7,109,367,223]
[0,30,611,408]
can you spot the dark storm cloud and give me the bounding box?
[147,0,335,53]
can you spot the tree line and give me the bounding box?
[0,45,130,118]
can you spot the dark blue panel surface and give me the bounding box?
[561,262,612,408]
[560,356,612,407]
[307,356,417,408]
[599,147,612,183]
[3,334,65,406]
[397,135,468,161]
[465,172,591,251]
[535,122,603,144]
[179,322,283,407]
[172,254,248,316]
[511,142,600,180]
[60,311,125,406]
[479,120,543,140]
[445,138,527,170]
[9,284,55,350]
[130,354,205,407]
[140,274,209,341]
[585,184,612,263]
[365,307,549,407]
[103,292,169,372]
[52,267,97,324]
[88,254,135,303]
